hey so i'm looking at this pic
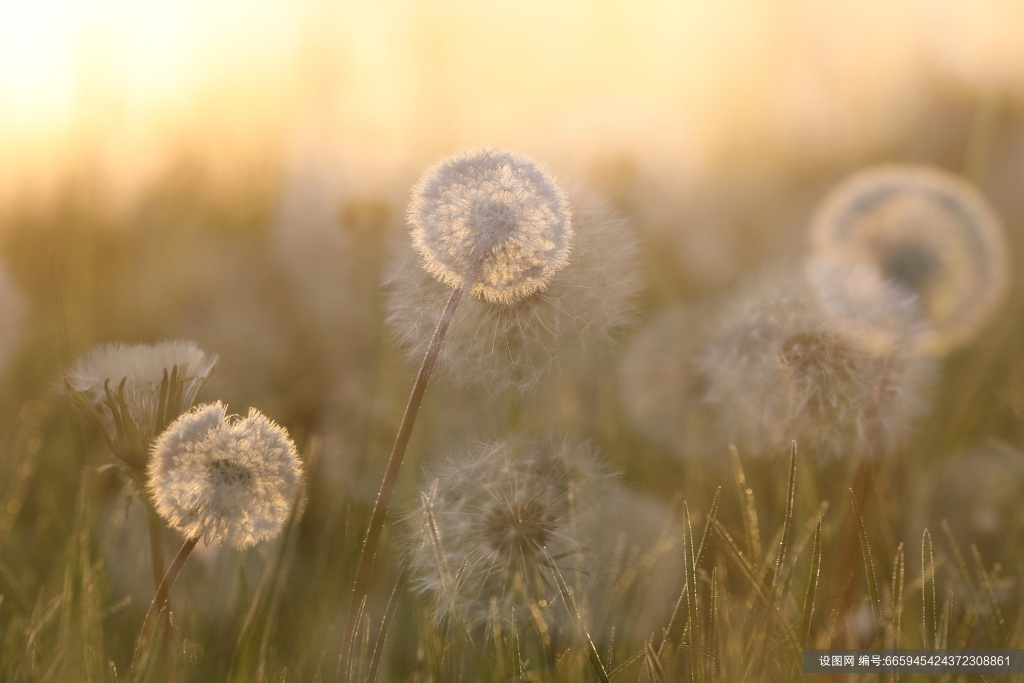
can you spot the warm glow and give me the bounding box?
[0,0,1022,206]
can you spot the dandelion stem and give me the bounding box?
[142,495,172,665]
[337,285,463,682]
[143,492,167,589]
[131,534,200,677]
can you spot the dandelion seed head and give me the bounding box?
[699,269,935,459]
[65,340,218,464]
[806,256,929,354]
[67,340,217,396]
[147,401,303,549]
[408,147,573,304]
[403,433,617,631]
[810,165,1008,353]
[389,189,640,400]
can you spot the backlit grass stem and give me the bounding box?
[337,285,462,682]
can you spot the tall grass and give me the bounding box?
[2,109,1024,682]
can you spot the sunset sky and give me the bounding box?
[1,0,1022,207]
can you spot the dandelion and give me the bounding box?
[134,402,302,675]
[405,433,617,632]
[915,444,1024,566]
[809,165,1009,353]
[618,306,714,459]
[409,147,572,305]
[805,257,928,355]
[387,190,640,398]
[65,340,218,469]
[698,269,935,459]
[147,401,303,549]
[339,149,575,679]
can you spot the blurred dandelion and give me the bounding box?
[147,401,304,549]
[408,147,573,304]
[589,490,688,646]
[698,270,935,459]
[808,165,1009,353]
[388,190,641,399]
[914,443,1024,565]
[65,340,218,469]
[618,306,713,458]
[805,257,929,355]
[405,433,618,632]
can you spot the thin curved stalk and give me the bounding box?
[337,286,463,682]
[131,535,200,678]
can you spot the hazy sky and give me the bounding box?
[1,0,1021,205]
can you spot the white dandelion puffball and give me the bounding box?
[699,269,935,459]
[387,190,640,399]
[408,147,573,304]
[148,402,303,548]
[404,433,618,631]
[809,165,1009,353]
[66,340,218,463]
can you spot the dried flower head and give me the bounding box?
[408,147,573,304]
[147,402,303,548]
[65,340,218,468]
[809,165,1008,353]
[698,269,935,459]
[388,190,640,399]
[404,433,617,631]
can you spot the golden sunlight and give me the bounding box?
[0,0,1022,206]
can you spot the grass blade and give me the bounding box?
[543,547,610,683]
[922,529,937,649]
[730,446,762,569]
[656,490,719,659]
[771,444,797,601]
[970,544,1008,648]
[850,488,881,632]
[682,502,703,683]
[800,519,822,648]
[888,542,904,652]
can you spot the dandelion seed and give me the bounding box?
[698,269,935,459]
[404,433,618,631]
[809,165,1008,353]
[388,190,640,399]
[65,340,218,468]
[147,401,303,549]
[408,147,573,304]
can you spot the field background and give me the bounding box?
[1,1,1023,680]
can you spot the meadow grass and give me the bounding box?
[1,123,1023,682]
